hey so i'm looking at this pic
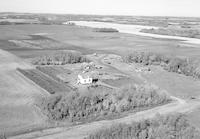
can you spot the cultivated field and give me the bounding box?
[17,68,72,94]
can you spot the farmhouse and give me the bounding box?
[77,74,93,84]
[77,70,99,85]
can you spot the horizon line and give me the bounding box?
[0,11,200,18]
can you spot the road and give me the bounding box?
[10,97,200,139]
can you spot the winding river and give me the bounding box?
[68,21,200,45]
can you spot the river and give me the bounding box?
[67,21,200,45]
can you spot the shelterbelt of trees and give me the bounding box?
[123,51,200,79]
[40,84,170,122]
[32,51,90,65]
[87,113,200,139]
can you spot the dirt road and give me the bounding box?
[0,49,49,135]
[9,97,200,139]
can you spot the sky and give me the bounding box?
[0,0,200,17]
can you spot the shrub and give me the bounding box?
[86,113,200,139]
[166,57,187,72]
[41,84,170,122]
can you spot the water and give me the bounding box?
[68,21,200,45]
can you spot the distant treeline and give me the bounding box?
[0,21,13,25]
[86,113,200,139]
[32,51,90,65]
[0,21,38,25]
[93,28,119,33]
[141,28,200,39]
[40,84,170,122]
[123,51,200,79]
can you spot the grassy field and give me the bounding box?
[143,66,200,99]
[0,48,49,136]
[102,77,140,87]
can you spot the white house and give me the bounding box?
[77,74,93,85]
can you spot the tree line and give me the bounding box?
[86,113,200,139]
[123,51,200,79]
[32,51,90,65]
[40,84,170,122]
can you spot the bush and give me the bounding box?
[32,51,90,65]
[41,84,170,122]
[86,113,200,139]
